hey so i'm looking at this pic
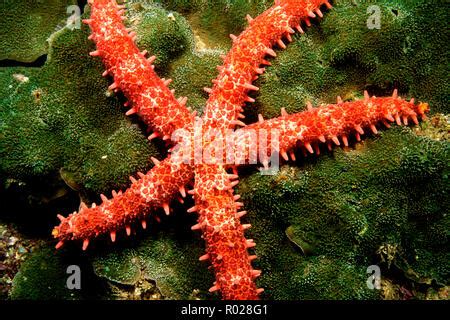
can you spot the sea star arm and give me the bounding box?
[192,165,261,299]
[52,0,197,248]
[203,0,333,131]
[236,92,430,163]
[52,157,193,249]
[84,0,194,139]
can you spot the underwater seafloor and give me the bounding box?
[0,0,448,300]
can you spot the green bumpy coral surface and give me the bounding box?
[0,14,158,195]
[0,0,77,62]
[238,128,448,299]
[10,245,82,300]
[92,230,214,299]
[1,0,448,300]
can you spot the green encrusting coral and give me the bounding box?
[130,3,195,71]
[93,231,214,299]
[238,128,448,299]
[168,51,222,114]
[251,0,450,119]
[10,245,82,300]
[9,242,112,300]
[1,0,449,300]
[0,17,157,195]
[0,0,77,62]
[155,0,271,37]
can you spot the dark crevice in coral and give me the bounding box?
[78,0,87,14]
[0,175,79,238]
[365,81,407,98]
[0,54,47,68]
[376,258,444,300]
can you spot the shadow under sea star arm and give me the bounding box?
[84,0,194,140]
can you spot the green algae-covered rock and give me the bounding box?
[0,0,77,62]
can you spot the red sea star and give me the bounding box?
[52,0,429,300]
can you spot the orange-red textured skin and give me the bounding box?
[193,165,259,299]
[52,95,428,243]
[235,95,430,161]
[53,157,193,242]
[85,0,193,138]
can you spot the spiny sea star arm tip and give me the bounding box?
[238,93,429,162]
[52,157,193,248]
